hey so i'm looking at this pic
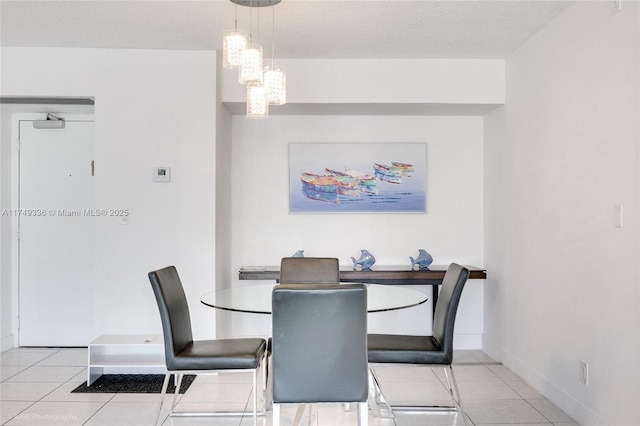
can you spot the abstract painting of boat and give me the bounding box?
[302,185,338,203]
[290,143,426,213]
[343,169,379,194]
[300,172,338,193]
[391,162,415,177]
[373,163,402,184]
[324,169,360,189]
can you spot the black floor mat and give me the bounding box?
[71,374,196,394]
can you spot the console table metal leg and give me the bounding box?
[432,285,439,318]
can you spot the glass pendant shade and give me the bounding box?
[263,66,286,105]
[239,44,264,86]
[223,31,248,69]
[247,85,269,119]
[222,0,285,119]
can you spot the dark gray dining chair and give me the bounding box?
[266,256,341,392]
[148,266,267,425]
[367,263,470,423]
[271,284,369,426]
[279,256,340,284]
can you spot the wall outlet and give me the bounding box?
[614,204,623,228]
[580,360,589,385]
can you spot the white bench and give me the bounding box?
[87,334,165,386]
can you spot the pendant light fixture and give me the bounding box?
[224,0,285,119]
[264,5,286,105]
[222,5,247,69]
[247,85,269,119]
[223,31,248,69]
[239,43,264,86]
[238,0,263,86]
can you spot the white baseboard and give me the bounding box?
[1,333,16,352]
[453,333,482,349]
[483,335,606,426]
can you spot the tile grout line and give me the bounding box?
[452,361,503,366]
[2,348,577,425]
[1,347,61,383]
[1,349,64,425]
[2,348,115,426]
[80,399,114,426]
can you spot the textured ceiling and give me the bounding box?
[0,0,575,59]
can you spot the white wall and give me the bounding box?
[222,58,505,105]
[1,106,11,350]
[1,47,218,345]
[215,55,234,337]
[484,2,640,425]
[226,114,485,345]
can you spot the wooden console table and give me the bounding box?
[239,265,487,315]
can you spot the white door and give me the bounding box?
[18,120,95,346]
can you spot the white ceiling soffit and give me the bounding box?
[223,102,502,116]
[0,0,575,59]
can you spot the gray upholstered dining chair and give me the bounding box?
[266,256,341,392]
[148,266,267,425]
[271,284,369,426]
[279,256,340,284]
[367,263,470,423]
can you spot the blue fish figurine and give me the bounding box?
[351,249,376,271]
[410,249,433,270]
[292,250,305,257]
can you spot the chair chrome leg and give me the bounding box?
[444,365,468,425]
[265,352,273,411]
[273,403,281,426]
[442,366,455,401]
[292,403,308,425]
[262,352,268,409]
[357,401,368,426]
[252,369,258,425]
[367,367,393,418]
[156,373,171,426]
[171,373,183,415]
[159,369,266,419]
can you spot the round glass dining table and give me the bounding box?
[200,283,428,314]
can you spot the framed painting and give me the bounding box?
[289,142,427,213]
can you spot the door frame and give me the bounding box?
[5,107,94,348]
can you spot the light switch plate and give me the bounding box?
[153,167,171,182]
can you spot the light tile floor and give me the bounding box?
[0,347,578,426]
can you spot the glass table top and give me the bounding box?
[201,283,428,314]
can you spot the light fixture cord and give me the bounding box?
[249,0,253,43]
[271,5,275,67]
[256,2,260,46]
[234,4,238,31]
